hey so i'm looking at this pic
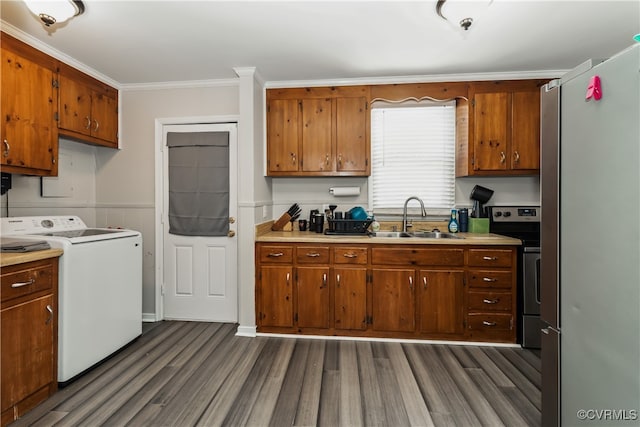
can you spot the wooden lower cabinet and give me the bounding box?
[333,267,367,331]
[256,242,517,343]
[258,265,293,328]
[371,268,415,333]
[1,257,59,426]
[296,266,330,329]
[418,270,465,336]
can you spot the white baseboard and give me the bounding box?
[142,313,159,322]
[235,325,257,337]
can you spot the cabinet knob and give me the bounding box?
[513,150,520,163]
[2,139,9,157]
[336,274,341,288]
[408,275,413,290]
[423,276,428,290]
[93,120,100,132]
[500,151,506,163]
[84,116,91,130]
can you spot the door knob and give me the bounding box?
[229,217,236,224]
[227,230,236,237]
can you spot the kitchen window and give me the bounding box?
[369,100,456,216]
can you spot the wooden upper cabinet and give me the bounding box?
[266,86,370,176]
[457,79,547,177]
[58,69,119,148]
[336,97,368,173]
[0,45,58,176]
[511,89,541,171]
[301,98,332,172]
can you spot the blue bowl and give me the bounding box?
[349,206,368,220]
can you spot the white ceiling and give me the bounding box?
[1,0,639,86]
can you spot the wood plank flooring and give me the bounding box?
[11,321,541,427]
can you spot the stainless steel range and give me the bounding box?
[488,206,541,348]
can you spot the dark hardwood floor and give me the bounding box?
[12,321,541,427]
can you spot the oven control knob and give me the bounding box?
[503,211,512,217]
[494,211,502,217]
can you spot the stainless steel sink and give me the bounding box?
[371,231,464,239]
[371,231,412,238]
[411,231,464,239]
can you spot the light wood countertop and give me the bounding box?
[1,249,64,267]
[256,228,521,246]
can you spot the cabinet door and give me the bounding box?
[473,92,509,171]
[334,267,367,330]
[371,268,415,332]
[418,270,464,335]
[301,98,332,172]
[1,295,55,412]
[58,74,92,138]
[90,90,118,145]
[511,90,540,170]
[267,99,300,172]
[259,266,293,327]
[336,97,368,173]
[1,49,56,174]
[296,266,330,329]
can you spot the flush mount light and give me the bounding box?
[23,0,85,27]
[436,0,493,31]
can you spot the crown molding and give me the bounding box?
[264,70,567,89]
[119,79,240,91]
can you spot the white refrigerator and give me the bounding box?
[540,43,640,426]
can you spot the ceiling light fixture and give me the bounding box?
[436,0,493,31]
[23,0,85,27]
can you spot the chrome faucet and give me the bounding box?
[402,196,427,232]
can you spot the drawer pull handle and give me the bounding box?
[268,252,284,257]
[483,321,497,327]
[343,252,358,258]
[45,305,53,325]
[11,279,35,288]
[483,256,498,261]
[306,252,321,257]
[483,298,499,304]
[84,116,91,129]
[483,277,497,282]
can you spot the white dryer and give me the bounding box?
[1,216,142,384]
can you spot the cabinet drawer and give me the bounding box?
[1,263,54,303]
[468,270,512,289]
[258,246,293,263]
[371,248,464,266]
[296,246,330,264]
[333,247,368,264]
[468,291,512,311]
[468,249,513,267]
[467,313,513,331]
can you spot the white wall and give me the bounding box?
[1,138,98,223]
[97,83,241,319]
[271,175,540,220]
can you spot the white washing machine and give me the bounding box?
[1,216,142,384]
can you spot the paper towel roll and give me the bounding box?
[329,187,360,197]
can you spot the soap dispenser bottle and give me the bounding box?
[448,209,459,233]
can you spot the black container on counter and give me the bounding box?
[314,213,324,233]
[309,209,319,231]
[459,208,469,232]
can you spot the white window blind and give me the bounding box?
[370,102,456,215]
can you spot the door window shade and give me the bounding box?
[167,131,229,236]
[370,102,456,214]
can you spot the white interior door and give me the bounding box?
[162,123,237,322]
